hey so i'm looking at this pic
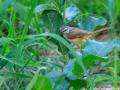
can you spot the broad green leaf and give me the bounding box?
[78,16,107,31]
[54,74,67,89]
[34,76,52,90]
[65,6,80,21]
[83,38,120,57]
[72,60,83,77]
[47,69,61,85]
[82,54,108,68]
[73,54,108,77]
[69,78,87,89]
[63,60,77,79]
[42,10,63,34]
[47,69,69,90]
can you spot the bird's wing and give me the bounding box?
[66,28,92,39]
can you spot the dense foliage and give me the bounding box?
[0,0,120,90]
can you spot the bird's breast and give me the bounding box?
[68,38,86,45]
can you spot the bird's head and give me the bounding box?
[60,26,71,34]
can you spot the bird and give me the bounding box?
[60,26,110,47]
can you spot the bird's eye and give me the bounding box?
[63,28,68,32]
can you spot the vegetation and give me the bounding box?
[0,0,120,90]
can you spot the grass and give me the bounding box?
[0,0,120,90]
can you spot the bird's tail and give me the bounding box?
[91,27,110,41]
[93,27,110,34]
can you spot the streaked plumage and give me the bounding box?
[60,26,109,46]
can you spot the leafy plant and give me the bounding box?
[0,0,120,90]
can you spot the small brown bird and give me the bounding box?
[60,26,110,46]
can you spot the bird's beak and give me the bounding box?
[60,26,65,33]
[60,29,64,33]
